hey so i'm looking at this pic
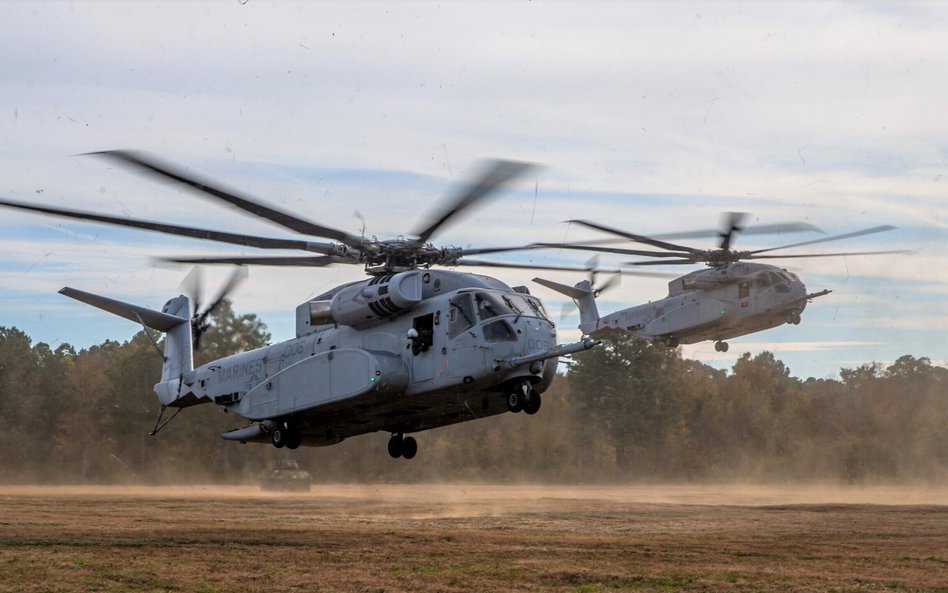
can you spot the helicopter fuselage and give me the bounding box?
[593,262,812,347]
[161,270,582,447]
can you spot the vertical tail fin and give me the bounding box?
[532,278,600,335]
[59,287,195,405]
[155,294,194,382]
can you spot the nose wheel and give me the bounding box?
[505,382,541,415]
[387,433,417,459]
[714,341,729,353]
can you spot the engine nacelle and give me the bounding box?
[331,271,424,328]
[295,271,425,335]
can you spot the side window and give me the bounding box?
[448,294,475,339]
[483,320,516,342]
[738,282,750,299]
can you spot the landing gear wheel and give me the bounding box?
[286,428,303,450]
[714,341,729,353]
[387,434,403,458]
[524,390,542,415]
[790,314,801,325]
[506,384,529,413]
[271,426,287,449]
[665,337,680,348]
[401,436,418,460]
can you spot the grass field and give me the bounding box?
[0,484,945,593]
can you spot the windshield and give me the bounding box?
[501,294,550,321]
[474,292,514,320]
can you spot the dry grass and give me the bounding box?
[0,484,945,593]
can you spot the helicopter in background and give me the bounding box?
[534,213,909,352]
[0,151,622,458]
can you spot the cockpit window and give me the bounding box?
[483,319,517,342]
[502,295,522,317]
[474,292,513,321]
[525,296,549,320]
[448,293,476,338]
[755,274,772,290]
[768,272,791,293]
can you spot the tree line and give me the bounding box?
[0,302,945,484]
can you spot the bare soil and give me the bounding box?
[0,484,945,593]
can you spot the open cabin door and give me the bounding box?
[410,311,437,383]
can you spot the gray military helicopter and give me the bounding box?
[0,151,611,458]
[534,213,907,352]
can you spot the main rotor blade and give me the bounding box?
[413,159,536,244]
[746,249,913,260]
[160,255,349,267]
[718,211,748,251]
[750,225,897,255]
[458,244,545,256]
[625,259,700,266]
[0,198,339,254]
[456,259,675,277]
[650,221,822,241]
[568,219,702,255]
[733,221,823,236]
[529,241,695,259]
[90,150,363,248]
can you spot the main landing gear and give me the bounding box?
[388,433,417,459]
[714,340,729,353]
[505,382,541,415]
[271,420,303,450]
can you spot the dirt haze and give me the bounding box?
[0,483,945,592]
[4,482,945,505]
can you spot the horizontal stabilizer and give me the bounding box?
[59,287,189,332]
[532,277,593,300]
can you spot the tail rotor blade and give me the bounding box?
[201,266,249,319]
[596,273,621,297]
[179,267,203,317]
[191,266,248,351]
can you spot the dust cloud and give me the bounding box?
[2,483,944,510]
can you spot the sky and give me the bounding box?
[0,1,945,380]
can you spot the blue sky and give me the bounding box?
[1,1,945,379]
